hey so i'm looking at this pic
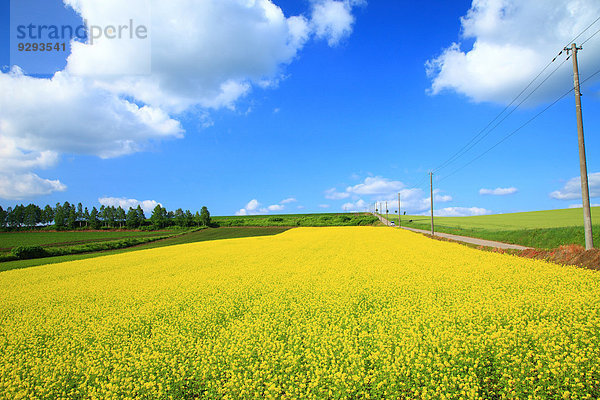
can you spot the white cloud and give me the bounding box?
[0,136,68,199]
[342,199,367,212]
[569,203,600,209]
[395,189,453,213]
[0,69,183,159]
[434,207,492,217]
[0,173,67,200]
[311,0,363,46]
[319,204,331,209]
[480,187,518,196]
[550,172,600,200]
[236,198,290,215]
[98,197,160,214]
[0,0,365,200]
[346,176,404,196]
[280,197,297,204]
[426,0,600,104]
[327,176,453,214]
[236,199,262,216]
[65,0,313,113]
[325,188,351,200]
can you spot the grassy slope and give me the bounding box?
[387,207,600,230]
[0,227,290,273]
[213,213,379,227]
[384,207,600,249]
[0,230,169,251]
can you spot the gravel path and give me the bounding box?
[373,213,531,251]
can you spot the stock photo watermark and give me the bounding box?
[9,0,151,75]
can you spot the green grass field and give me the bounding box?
[386,207,600,230]
[0,230,170,251]
[213,213,378,227]
[383,207,600,249]
[0,227,290,273]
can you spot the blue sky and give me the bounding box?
[1,0,599,217]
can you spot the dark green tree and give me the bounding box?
[66,207,77,230]
[174,208,185,227]
[99,205,105,227]
[8,205,25,228]
[77,203,84,228]
[23,204,41,228]
[42,205,54,226]
[83,207,90,228]
[126,207,140,229]
[185,210,194,227]
[136,206,146,227]
[116,207,126,228]
[200,206,211,227]
[151,205,167,229]
[89,207,100,229]
[54,203,65,228]
[0,206,7,229]
[105,206,116,228]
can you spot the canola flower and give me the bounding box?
[0,227,599,399]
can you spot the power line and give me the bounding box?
[569,16,600,46]
[434,56,570,174]
[581,27,600,46]
[403,18,600,204]
[431,54,563,174]
[432,16,600,175]
[437,66,600,184]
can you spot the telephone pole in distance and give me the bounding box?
[430,172,434,235]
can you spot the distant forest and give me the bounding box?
[0,202,211,230]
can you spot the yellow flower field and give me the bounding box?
[1,227,599,399]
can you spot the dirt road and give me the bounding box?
[373,213,530,251]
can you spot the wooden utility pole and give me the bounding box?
[430,172,434,235]
[566,43,594,250]
[398,192,401,228]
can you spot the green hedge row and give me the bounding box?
[4,235,174,262]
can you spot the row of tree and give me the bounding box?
[0,203,210,230]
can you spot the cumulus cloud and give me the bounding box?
[426,0,600,104]
[326,177,403,200]
[433,207,492,217]
[0,69,183,159]
[98,197,160,214]
[0,173,67,200]
[331,177,487,217]
[325,188,351,200]
[319,204,331,209]
[0,135,67,199]
[311,0,364,46]
[342,199,367,212]
[64,0,314,112]
[327,176,454,213]
[0,0,365,199]
[346,176,404,196]
[550,172,600,200]
[480,187,518,196]
[236,197,293,215]
[236,199,262,216]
